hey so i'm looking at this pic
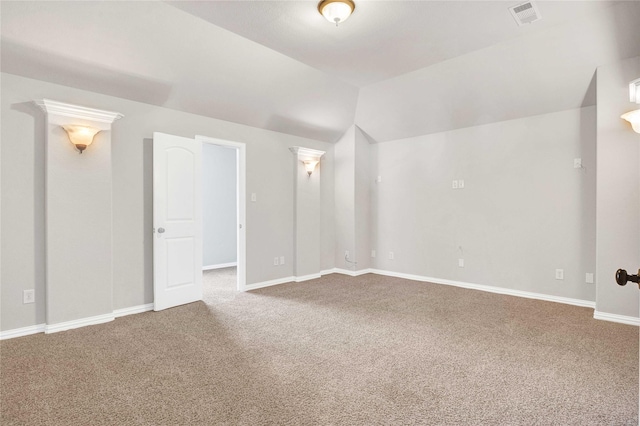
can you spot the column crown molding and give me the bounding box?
[289,146,325,160]
[35,99,124,123]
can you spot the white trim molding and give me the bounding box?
[243,276,296,291]
[45,312,115,334]
[289,146,326,160]
[593,311,640,326]
[294,274,322,282]
[0,324,46,340]
[203,262,237,271]
[114,303,154,318]
[369,269,596,308]
[35,99,123,124]
[1,304,156,339]
[321,268,374,277]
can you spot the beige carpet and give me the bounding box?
[1,271,638,425]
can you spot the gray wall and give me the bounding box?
[334,127,355,269]
[1,72,335,331]
[202,143,237,267]
[595,56,640,317]
[370,107,597,302]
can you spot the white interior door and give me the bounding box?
[153,132,203,311]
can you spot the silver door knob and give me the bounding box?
[158,227,165,234]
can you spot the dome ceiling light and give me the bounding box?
[318,0,355,26]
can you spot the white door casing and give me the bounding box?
[153,132,203,310]
[196,135,247,291]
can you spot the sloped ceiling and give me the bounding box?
[2,1,639,143]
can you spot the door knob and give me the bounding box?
[615,268,640,288]
[158,227,165,234]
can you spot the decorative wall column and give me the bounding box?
[36,99,123,332]
[290,146,325,280]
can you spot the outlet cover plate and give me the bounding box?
[23,289,35,304]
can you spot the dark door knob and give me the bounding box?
[616,269,640,287]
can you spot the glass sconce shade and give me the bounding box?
[62,125,101,154]
[303,160,320,176]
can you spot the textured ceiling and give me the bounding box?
[169,0,619,87]
[1,1,639,143]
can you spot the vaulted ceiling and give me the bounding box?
[2,1,639,143]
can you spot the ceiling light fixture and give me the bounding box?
[318,0,355,26]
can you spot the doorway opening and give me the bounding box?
[197,135,247,294]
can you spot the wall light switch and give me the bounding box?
[388,251,394,260]
[251,193,257,202]
[371,250,376,258]
[585,273,594,284]
[452,180,458,189]
[555,269,564,280]
[273,257,279,266]
[458,179,465,189]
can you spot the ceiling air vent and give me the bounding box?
[509,1,541,26]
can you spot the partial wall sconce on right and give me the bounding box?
[621,78,640,134]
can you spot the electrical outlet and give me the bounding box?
[23,289,35,304]
[251,193,257,202]
[376,176,382,183]
[574,158,582,169]
[345,250,349,259]
[452,180,458,189]
[388,251,394,260]
[585,273,594,284]
[273,257,279,266]
[458,179,465,189]
[555,269,564,280]
[280,256,285,265]
[371,250,376,258]
[458,258,464,267]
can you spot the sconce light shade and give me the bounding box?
[621,109,640,134]
[318,0,355,26]
[303,160,320,176]
[62,125,101,154]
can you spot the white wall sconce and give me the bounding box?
[62,125,101,154]
[303,160,320,176]
[290,147,325,178]
[621,78,640,134]
[621,110,640,133]
[318,0,355,26]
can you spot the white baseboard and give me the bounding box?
[593,310,640,326]
[321,268,374,277]
[114,303,154,318]
[45,312,115,334]
[244,272,326,290]
[369,269,596,309]
[243,276,296,291]
[295,273,322,282]
[203,262,237,271]
[1,303,155,339]
[0,323,46,340]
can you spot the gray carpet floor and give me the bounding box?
[1,270,638,425]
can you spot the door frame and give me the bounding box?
[196,135,247,291]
